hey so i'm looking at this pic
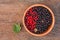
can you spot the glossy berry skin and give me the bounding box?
[24,6,52,34]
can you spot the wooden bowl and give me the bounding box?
[23,4,55,36]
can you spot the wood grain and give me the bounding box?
[0,0,60,40]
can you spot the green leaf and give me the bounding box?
[13,23,21,33]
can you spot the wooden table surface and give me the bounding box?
[0,0,60,40]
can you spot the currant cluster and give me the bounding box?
[24,6,52,34]
[25,8,38,32]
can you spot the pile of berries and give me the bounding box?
[24,6,52,34]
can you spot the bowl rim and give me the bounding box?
[23,4,55,36]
